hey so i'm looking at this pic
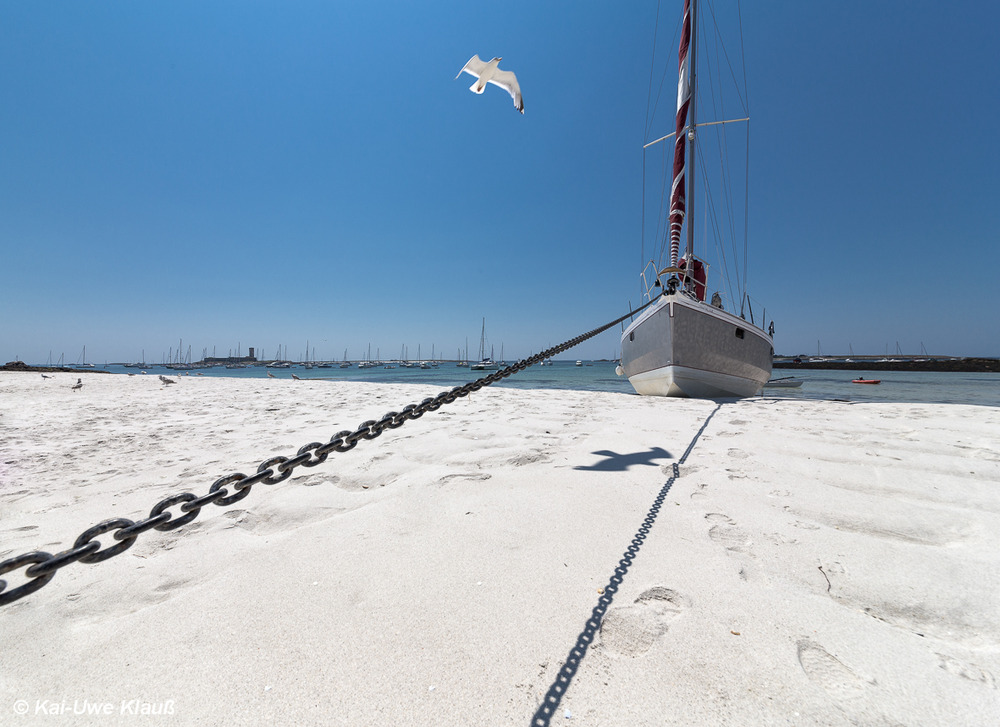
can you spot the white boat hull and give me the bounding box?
[763,377,803,388]
[620,293,772,398]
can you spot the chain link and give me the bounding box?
[0,297,658,607]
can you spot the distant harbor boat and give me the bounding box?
[470,318,499,371]
[764,376,803,389]
[75,345,95,368]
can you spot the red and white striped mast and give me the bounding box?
[667,0,698,290]
[684,0,698,272]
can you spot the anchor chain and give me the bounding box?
[0,297,658,606]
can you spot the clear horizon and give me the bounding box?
[3,1,998,364]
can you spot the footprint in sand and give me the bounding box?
[706,513,752,553]
[672,464,703,477]
[600,587,690,657]
[509,451,550,467]
[299,474,337,487]
[797,640,870,700]
[438,473,492,485]
[936,653,997,689]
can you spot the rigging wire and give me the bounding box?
[692,0,734,308]
[643,0,663,143]
[744,120,750,307]
[704,0,749,115]
[705,0,746,307]
[655,143,671,266]
[642,3,684,280]
[697,137,737,308]
[707,1,741,305]
[641,0,662,285]
[738,0,750,299]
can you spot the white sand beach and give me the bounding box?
[1,371,998,725]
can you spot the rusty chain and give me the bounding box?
[0,297,659,606]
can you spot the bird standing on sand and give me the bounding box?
[41,373,52,379]
[456,55,524,114]
[71,378,82,391]
[159,375,176,385]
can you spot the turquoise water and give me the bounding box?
[759,369,1000,407]
[99,362,1000,407]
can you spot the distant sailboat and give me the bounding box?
[75,345,95,368]
[358,344,378,368]
[470,318,499,371]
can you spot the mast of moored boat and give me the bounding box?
[685,0,699,278]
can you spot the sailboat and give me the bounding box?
[470,318,499,371]
[358,344,377,368]
[618,0,772,398]
[75,345,95,368]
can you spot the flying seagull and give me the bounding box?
[267,371,276,378]
[291,373,301,380]
[456,55,524,114]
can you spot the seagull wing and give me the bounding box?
[456,54,488,80]
[487,69,524,113]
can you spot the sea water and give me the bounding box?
[100,362,1000,407]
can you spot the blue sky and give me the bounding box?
[2,0,998,364]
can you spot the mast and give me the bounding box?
[685,0,698,268]
[667,0,693,273]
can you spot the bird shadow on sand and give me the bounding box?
[531,404,722,726]
[572,447,672,472]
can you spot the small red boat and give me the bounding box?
[852,378,881,385]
